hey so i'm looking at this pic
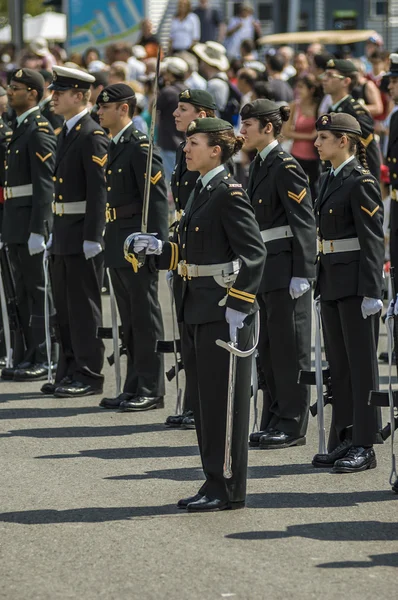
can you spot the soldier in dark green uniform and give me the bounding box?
[46,66,109,397]
[165,88,217,428]
[312,112,384,472]
[240,99,316,450]
[126,118,266,511]
[321,58,380,180]
[96,83,169,411]
[1,69,56,382]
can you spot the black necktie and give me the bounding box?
[57,123,68,150]
[248,154,262,195]
[193,179,203,200]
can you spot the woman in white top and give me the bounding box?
[169,0,201,54]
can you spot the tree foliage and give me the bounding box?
[0,1,47,18]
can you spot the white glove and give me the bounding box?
[387,294,398,318]
[0,234,3,250]
[83,240,102,260]
[131,234,163,255]
[28,232,46,256]
[361,297,383,319]
[225,307,247,343]
[44,233,52,259]
[289,277,310,299]
[166,270,173,283]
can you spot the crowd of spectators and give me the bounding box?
[0,3,395,202]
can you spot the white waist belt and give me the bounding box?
[261,225,293,243]
[53,201,87,215]
[318,237,361,254]
[4,184,33,199]
[178,259,239,278]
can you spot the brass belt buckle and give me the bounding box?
[105,203,116,223]
[318,240,323,254]
[330,240,334,253]
[180,261,188,279]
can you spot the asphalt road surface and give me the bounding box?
[0,278,397,600]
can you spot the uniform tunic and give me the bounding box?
[104,123,169,397]
[315,158,384,448]
[159,167,266,503]
[39,95,64,137]
[51,112,109,388]
[247,142,316,437]
[2,108,56,363]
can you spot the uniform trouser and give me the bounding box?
[182,318,253,503]
[110,263,165,398]
[321,295,379,450]
[257,288,311,437]
[7,243,46,363]
[52,253,104,388]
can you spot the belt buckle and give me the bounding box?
[330,240,334,253]
[180,261,188,279]
[105,203,116,223]
[318,240,323,254]
[6,188,11,200]
[57,202,64,216]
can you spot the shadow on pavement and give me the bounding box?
[0,424,171,438]
[106,463,321,482]
[317,552,398,568]
[0,504,180,524]
[36,445,200,460]
[226,520,398,542]
[245,491,398,510]
[0,407,105,419]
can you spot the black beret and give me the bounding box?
[178,89,217,111]
[240,99,280,120]
[325,58,357,75]
[316,112,362,135]
[11,68,44,94]
[39,70,53,84]
[49,66,95,91]
[186,117,233,136]
[97,83,136,104]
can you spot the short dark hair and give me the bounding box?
[266,54,284,73]
[253,81,275,101]
[116,97,137,118]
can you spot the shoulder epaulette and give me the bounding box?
[93,130,105,135]
[37,121,49,127]
[38,128,50,133]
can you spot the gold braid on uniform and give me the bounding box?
[356,140,369,171]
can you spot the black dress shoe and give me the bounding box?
[41,376,73,395]
[99,392,135,409]
[249,429,273,447]
[165,414,185,428]
[187,495,245,512]
[333,446,377,473]
[259,429,306,449]
[393,478,398,494]
[119,396,164,411]
[312,438,352,468]
[13,363,49,382]
[182,410,195,429]
[1,361,31,381]
[177,493,203,509]
[54,381,103,398]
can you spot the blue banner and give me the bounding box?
[68,0,145,53]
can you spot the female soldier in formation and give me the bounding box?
[165,88,217,429]
[312,112,384,472]
[125,118,266,511]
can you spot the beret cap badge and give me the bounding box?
[327,59,335,68]
[187,121,197,132]
[180,89,191,99]
[321,115,330,125]
[15,69,23,78]
[102,91,109,103]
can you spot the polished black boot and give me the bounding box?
[249,429,271,447]
[312,438,352,468]
[119,396,164,411]
[333,446,377,473]
[41,376,73,395]
[13,363,49,382]
[1,361,32,381]
[258,429,306,449]
[54,381,103,398]
[99,392,135,409]
[177,493,203,509]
